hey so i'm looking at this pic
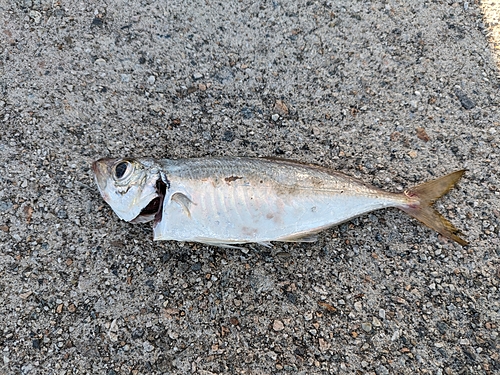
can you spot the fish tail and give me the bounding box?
[400,170,468,246]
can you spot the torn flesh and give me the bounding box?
[130,178,167,224]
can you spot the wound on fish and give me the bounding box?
[225,176,243,183]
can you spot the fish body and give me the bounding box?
[92,157,467,246]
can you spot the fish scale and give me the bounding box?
[92,156,468,246]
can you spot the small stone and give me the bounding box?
[68,303,76,313]
[391,330,400,341]
[193,72,203,80]
[434,342,445,348]
[0,200,13,212]
[29,10,42,24]
[220,326,229,337]
[361,322,372,332]
[271,114,279,122]
[199,83,207,91]
[408,150,418,158]
[241,107,253,119]
[303,311,313,321]
[143,341,154,352]
[273,320,284,331]
[372,317,382,327]
[109,319,118,340]
[317,301,337,312]
[91,17,104,27]
[416,127,430,141]
[57,209,68,219]
[222,130,235,142]
[274,100,288,116]
[120,74,131,83]
[147,75,155,85]
[318,338,329,351]
[354,301,363,312]
[229,317,239,326]
[191,262,201,271]
[379,309,386,319]
[455,89,475,110]
[94,58,106,65]
[20,291,32,299]
[109,331,118,342]
[266,351,278,360]
[32,339,41,349]
[375,365,390,375]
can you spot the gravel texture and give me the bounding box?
[1,0,499,374]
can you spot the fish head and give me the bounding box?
[92,157,166,223]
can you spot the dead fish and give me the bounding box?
[92,157,467,246]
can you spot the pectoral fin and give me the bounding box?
[171,192,194,218]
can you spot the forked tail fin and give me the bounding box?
[400,170,468,246]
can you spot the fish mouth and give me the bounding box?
[92,158,120,191]
[130,176,167,225]
[92,160,107,189]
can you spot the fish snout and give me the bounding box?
[92,158,114,190]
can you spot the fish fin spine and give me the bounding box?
[400,170,468,246]
[277,234,319,243]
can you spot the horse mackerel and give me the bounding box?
[92,157,467,246]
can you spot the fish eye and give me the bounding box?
[115,161,130,179]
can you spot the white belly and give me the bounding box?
[153,177,398,244]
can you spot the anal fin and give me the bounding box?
[194,237,247,250]
[257,241,273,248]
[277,234,319,243]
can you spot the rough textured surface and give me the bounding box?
[0,1,499,374]
[480,0,500,70]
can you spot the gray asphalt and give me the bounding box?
[1,1,499,374]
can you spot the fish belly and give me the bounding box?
[153,176,399,244]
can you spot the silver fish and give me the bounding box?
[92,157,467,246]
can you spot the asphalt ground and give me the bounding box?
[0,1,499,374]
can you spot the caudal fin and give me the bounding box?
[400,170,468,246]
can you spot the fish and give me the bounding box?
[92,156,468,247]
